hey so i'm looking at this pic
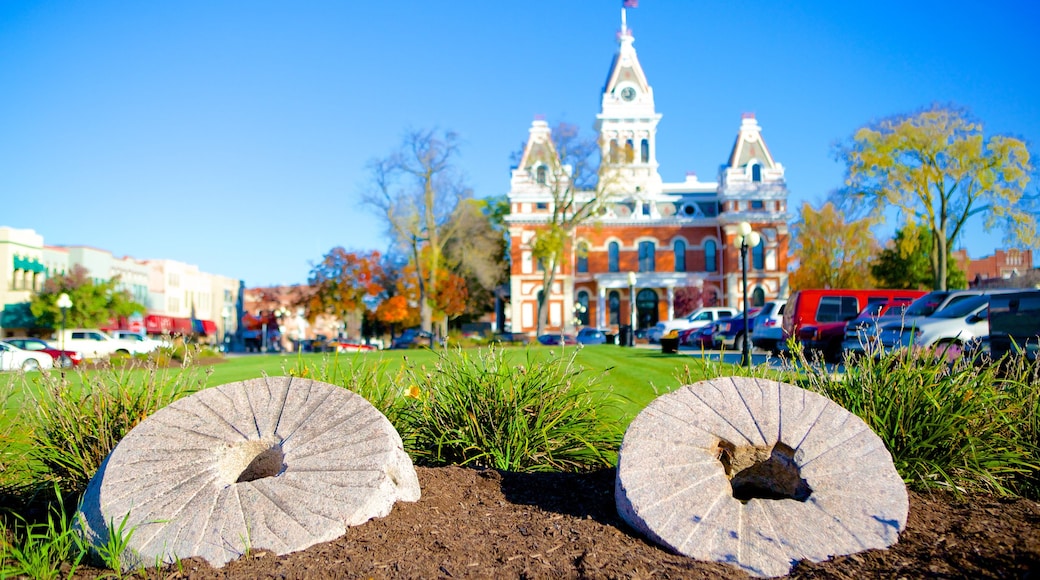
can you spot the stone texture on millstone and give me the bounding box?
[615,376,907,578]
[76,376,420,570]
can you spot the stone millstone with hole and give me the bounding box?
[615,376,908,578]
[75,376,420,569]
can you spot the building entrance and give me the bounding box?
[636,289,659,330]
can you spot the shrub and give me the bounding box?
[397,346,622,472]
[19,356,208,500]
[796,344,1039,498]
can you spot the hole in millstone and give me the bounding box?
[714,440,812,503]
[235,443,286,483]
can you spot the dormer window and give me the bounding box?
[751,163,762,182]
[536,165,547,185]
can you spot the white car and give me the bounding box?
[878,294,990,355]
[648,307,738,342]
[0,341,55,372]
[110,330,167,353]
[750,300,787,354]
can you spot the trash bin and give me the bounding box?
[605,333,617,345]
[661,336,679,354]
[618,325,633,347]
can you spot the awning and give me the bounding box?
[200,320,217,335]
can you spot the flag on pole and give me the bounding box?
[623,0,638,8]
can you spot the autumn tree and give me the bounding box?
[871,223,967,290]
[363,128,471,337]
[305,248,383,335]
[788,202,879,290]
[29,264,145,329]
[837,106,1036,290]
[525,122,620,336]
[371,253,420,337]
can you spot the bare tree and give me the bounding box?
[363,128,471,337]
[527,123,621,336]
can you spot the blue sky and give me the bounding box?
[2,1,1038,287]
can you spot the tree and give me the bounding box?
[838,106,1036,290]
[363,128,471,337]
[788,202,879,290]
[871,223,967,290]
[527,122,620,336]
[441,196,509,322]
[305,248,383,332]
[29,265,145,329]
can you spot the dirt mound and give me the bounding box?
[69,466,1040,578]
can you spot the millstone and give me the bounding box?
[615,376,908,578]
[76,376,420,569]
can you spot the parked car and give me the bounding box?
[987,290,1040,362]
[841,299,915,359]
[110,330,167,353]
[391,328,434,349]
[678,325,715,348]
[1,337,82,368]
[332,339,377,353]
[782,289,926,355]
[49,329,152,358]
[712,309,760,351]
[0,341,55,372]
[537,333,578,346]
[576,328,611,345]
[750,300,787,355]
[878,294,991,356]
[648,307,738,342]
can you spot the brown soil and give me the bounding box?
[67,466,1040,579]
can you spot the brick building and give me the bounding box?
[504,12,791,336]
[953,248,1037,287]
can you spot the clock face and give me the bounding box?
[620,86,637,102]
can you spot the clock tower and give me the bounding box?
[595,13,663,194]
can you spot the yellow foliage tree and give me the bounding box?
[839,106,1035,290]
[789,202,879,290]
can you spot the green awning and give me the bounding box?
[13,255,45,273]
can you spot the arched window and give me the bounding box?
[640,139,649,163]
[608,241,619,272]
[576,291,590,326]
[704,240,717,272]
[536,165,547,185]
[624,139,635,163]
[638,241,655,272]
[751,287,765,307]
[673,240,686,272]
[751,163,762,182]
[608,291,621,325]
[752,243,765,270]
[576,242,589,273]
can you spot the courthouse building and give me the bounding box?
[505,11,791,336]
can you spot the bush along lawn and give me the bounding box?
[792,343,1040,499]
[1,343,1039,576]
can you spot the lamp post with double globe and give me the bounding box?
[56,293,72,358]
[736,222,761,369]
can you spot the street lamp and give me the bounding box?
[56,293,72,359]
[736,222,762,369]
[627,271,637,347]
